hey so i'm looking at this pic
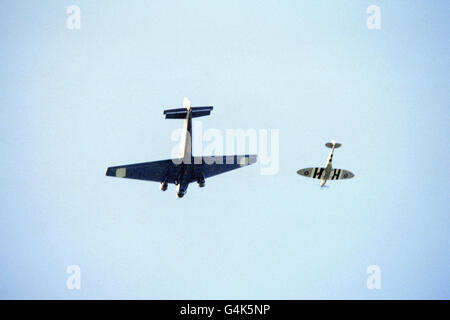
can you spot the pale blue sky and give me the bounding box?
[0,1,448,299]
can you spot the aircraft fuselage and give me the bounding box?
[174,108,193,197]
[320,145,336,187]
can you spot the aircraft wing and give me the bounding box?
[297,167,325,179]
[106,159,180,183]
[330,169,354,180]
[193,155,257,179]
[297,167,354,180]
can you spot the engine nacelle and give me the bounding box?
[177,191,185,198]
[197,177,205,188]
[160,181,168,191]
[176,183,186,198]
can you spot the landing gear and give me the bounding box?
[160,180,168,191]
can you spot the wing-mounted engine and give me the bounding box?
[197,175,205,188]
[176,183,188,198]
[160,179,168,191]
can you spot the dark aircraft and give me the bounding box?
[106,98,257,198]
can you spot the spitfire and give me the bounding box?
[296,140,355,187]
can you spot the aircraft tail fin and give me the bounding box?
[325,141,342,148]
[183,97,191,109]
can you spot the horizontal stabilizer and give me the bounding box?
[325,142,342,148]
[163,106,213,119]
[191,106,213,118]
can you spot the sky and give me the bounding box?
[0,0,448,299]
